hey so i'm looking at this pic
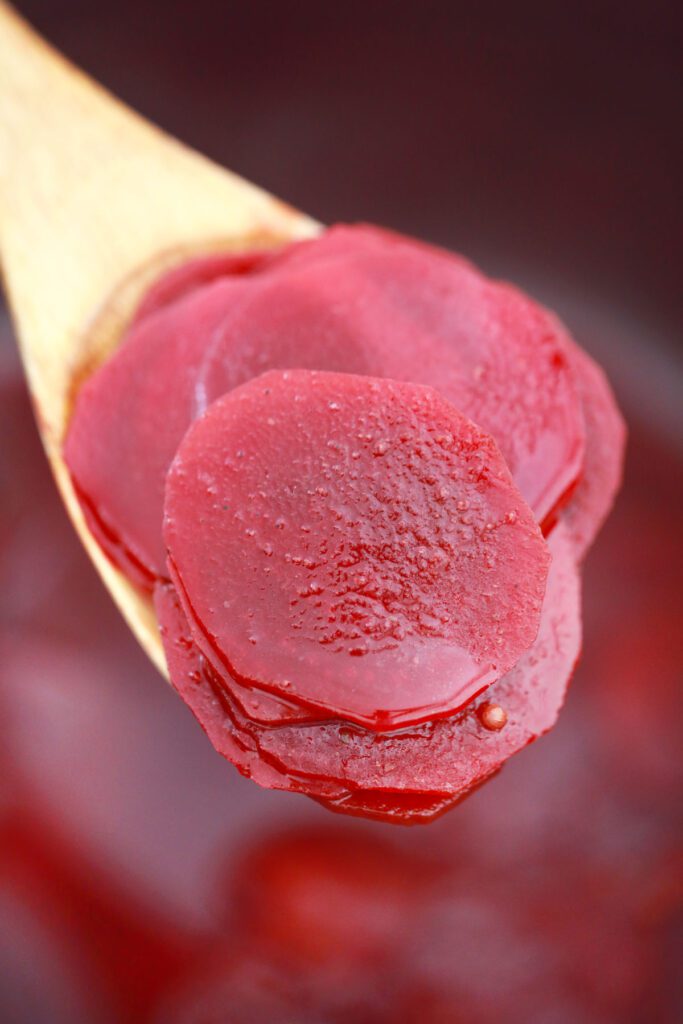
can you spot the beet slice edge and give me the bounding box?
[248,525,581,796]
[164,368,550,731]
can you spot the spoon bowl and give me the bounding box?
[0,1,320,672]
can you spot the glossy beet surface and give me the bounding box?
[3,312,679,1015]
[154,582,347,801]
[2,0,678,1013]
[156,582,461,824]
[65,224,592,583]
[246,526,579,796]
[559,335,627,558]
[164,370,549,730]
[155,519,576,820]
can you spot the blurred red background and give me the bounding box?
[1,2,681,1021]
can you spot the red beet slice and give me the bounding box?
[158,585,465,825]
[560,336,626,558]
[153,582,346,800]
[169,622,471,815]
[247,221,476,277]
[65,240,376,585]
[155,587,466,824]
[132,248,280,325]
[198,224,585,527]
[250,525,580,795]
[65,276,261,584]
[165,369,550,730]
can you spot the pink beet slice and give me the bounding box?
[190,623,326,725]
[66,223,585,590]
[64,275,262,584]
[154,582,346,800]
[198,224,585,527]
[197,638,326,725]
[218,671,324,726]
[251,525,581,795]
[164,369,550,731]
[155,585,466,824]
[560,338,626,559]
[241,221,477,277]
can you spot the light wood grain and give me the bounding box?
[0,1,321,674]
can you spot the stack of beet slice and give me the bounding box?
[64,224,625,823]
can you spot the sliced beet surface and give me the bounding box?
[156,521,578,820]
[164,369,550,731]
[154,582,347,800]
[243,222,477,280]
[157,587,458,826]
[67,224,585,591]
[155,582,468,824]
[132,247,282,325]
[247,525,581,795]
[216,671,324,726]
[313,789,462,825]
[133,223,398,326]
[130,227,376,326]
[64,275,261,583]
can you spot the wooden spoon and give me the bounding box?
[0,2,321,674]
